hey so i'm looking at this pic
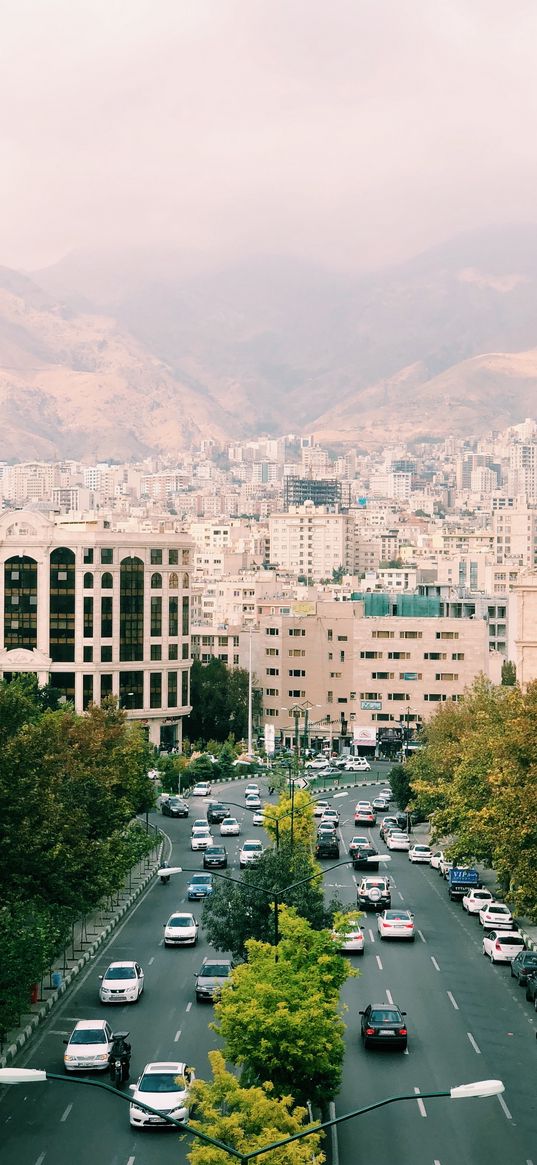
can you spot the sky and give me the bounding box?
[1,0,536,272]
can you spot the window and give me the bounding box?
[360,692,380,700]
[151,572,162,589]
[120,557,144,662]
[289,649,306,657]
[119,671,143,709]
[4,555,38,650]
[340,650,345,662]
[151,596,162,637]
[289,669,306,677]
[289,628,306,637]
[452,653,465,660]
[388,693,408,701]
[83,548,94,564]
[288,689,305,698]
[330,671,342,678]
[266,647,279,656]
[101,596,113,638]
[435,673,458,681]
[266,687,278,696]
[183,572,190,589]
[169,596,178,636]
[83,675,93,711]
[83,596,93,639]
[327,629,333,641]
[182,642,189,659]
[84,572,93,589]
[266,667,280,676]
[387,651,411,660]
[182,596,189,636]
[266,627,279,636]
[50,547,76,661]
[399,671,421,680]
[168,643,178,660]
[424,693,445,702]
[400,630,422,639]
[424,652,446,660]
[372,671,394,679]
[150,672,162,708]
[151,644,162,660]
[150,549,163,565]
[169,571,179,589]
[327,691,333,702]
[101,645,113,662]
[100,548,113,565]
[101,572,113,589]
[101,674,113,701]
[337,635,348,642]
[83,645,93,662]
[168,671,177,708]
[361,651,383,659]
[181,670,188,706]
[169,549,179,565]
[436,631,459,640]
[372,630,394,639]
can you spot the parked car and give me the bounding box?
[357,876,391,911]
[482,930,525,964]
[99,961,144,1004]
[191,782,212,797]
[479,902,514,930]
[360,1003,408,1050]
[510,950,537,986]
[187,873,214,899]
[129,1061,194,1127]
[194,958,234,1002]
[524,971,537,1003]
[386,831,411,851]
[206,801,228,824]
[332,919,365,954]
[377,909,415,941]
[408,844,432,864]
[203,845,228,870]
[163,912,198,946]
[239,839,264,868]
[63,1019,115,1072]
[462,888,494,914]
[161,796,189,818]
[343,757,371,772]
[220,816,240,836]
[379,816,399,841]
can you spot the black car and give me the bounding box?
[352,845,379,871]
[511,950,537,987]
[207,801,229,824]
[161,796,189,818]
[524,970,537,1003]
[203,844,228,869]
[195,959,233,1003]
[360,1003,408,1049]
[315,835,340,859]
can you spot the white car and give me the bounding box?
[99,961,144,1004]
[191,782,211,796]
[430,850,446,871]
[239,839,264,868]
[321,808,340,827]
[408,844,432,864]
[439,855,454,878]
[129,1061,194,1127]
[190,825,213,850]
[479,902,514,930]
[386,831,411,851]
[377,909,415,941]
[482,930,525,964]
[64,1019,114,1072]
[244,783,260,798]
[372,797,390,811]
[305,758,330,770]
[344,758,371,772]
[462,888,494,914]
[220,816,240,836]
[313,801,330,818]
[252,809,265,826]
[332,919,365,955]
[245,793,262,810]
[164,912,198,947]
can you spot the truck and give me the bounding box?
[447,867,480,900]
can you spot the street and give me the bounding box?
[1,770,536,1165]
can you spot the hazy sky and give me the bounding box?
[1,0,536,271]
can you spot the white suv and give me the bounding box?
[239,839,264,869]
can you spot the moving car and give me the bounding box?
[245,793,262,810]
[479,902,514,930]
[191,782,212,797]
[377,909,415,941]
[386,831,411,851]
[462,888,494,914]
[203,845,228,869]
[239,839,264,868]
[129,1061,194,1127]
[194,958,234,1002]
[379,817,399,841]
[510,949,537,986]
[163,913,198,947]
[351,843,379,870]
[408,844,432,864]
[313,800,330,818]
[99,961,144,1004]
[315,833,340,859]
[343,757,371,772]
[244,783,260,798]
[482,930,524,964]
[64,1019,115,1072]
[372,797,390,811]
[161,796,189,818]
[360,1003,408,1049]
[252,809,265,826]
[321,808,340,827]
[220,816,240,836]
[187,873,214,899]
[357,877,391,911]
[190,825,213,851]
[354,806,376,826]
[206,801,229,824]
[332,919,365,954]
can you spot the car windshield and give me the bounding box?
[498,936,523,945]
[385,911,411,920]
[191,875,211,884]
[104,966,136,980]
[200,964,230,977]
[491,905,510,914]
[369,1009,401,1024]
[414,847,430,853]
[70,1028,107,1044]
[244,843,261,851]
[223,818,237,825]
[169,916,194,927]
[138,1073,186,1093]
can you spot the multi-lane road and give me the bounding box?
[1,771,536,1165]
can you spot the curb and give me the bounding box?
[0,859,160,1070]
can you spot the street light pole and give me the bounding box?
[247,626,253,756]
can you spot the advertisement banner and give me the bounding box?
[264,724,276,756]
[353,725,377,745]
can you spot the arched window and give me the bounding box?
[101,572,113,589]
[84,572,93,588]
[120,556,144,662]
[169,571,178,589]
[183,572,190,589]
[151,572,162,589]
[50,547,76,662]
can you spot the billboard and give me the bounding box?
[264,724,276,756]
[353,725,377,745]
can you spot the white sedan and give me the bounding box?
[462,888,494,914]
[430,850,447,871]
[245,793,262,810]
[252,809,265,826]
[332,919,365,955]
[99,960,144,1004]
[163,912,198,947]
[482,930,525,963]
[377,909,415,941]
[191,782,211,796]
[386,831,411,851]
[63,1019,114,1072]
[220,817,240,836]
[239,839,264,868]
[190,826,213,851]
[408,844,432,864]
[313,801,330,818]
[129,1061,194,1127]
[479,902,514,930]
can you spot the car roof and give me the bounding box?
[169,912,195,919]
[106,960,137,969]
[72,1019,109,1030]
[242,838,262,845]
[142,1061,186,1074]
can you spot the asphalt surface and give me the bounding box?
[1,768,536,1165]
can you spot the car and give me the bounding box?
[321,808,340,827]
[203,845,228,869]
[349,834,370,855]
[99,961,144,1004]
[63,1019,115,1072]
[220,816,241,836]
[239,839,264,868]
[163,912,198,946]
[439,854,454,878]
[129,1061,194,1127]
[315,834,340,858]
[332,919,365,954]
[244,783,260,798]
[187,873,214,898]
[252,809,265,826]
[510,949,537,986]
[161,796,189,818]
[206,801,229,824]
[408,844,432,864]
[377,909,415,941]
[354,807,376,826]
[313,800,331,817]
[194,958,234,1002]
[343,757,371,772]
[379,816,399,841]
[462,888,494,914]
[372,797,390,811]
[430,849,448,872]
[379,787,393,801]
[360,1003,408,1049]
[191,782,212,797]
[245,793,262,810]
[305,758,330,770]
[482,930,524,964]
[479,902,514,930]
[524,972,537,1003]
[386,831,411,851]
[357,876,391,911]
[190,825,213,851]
[351,843,379,870]
[317,821,338,839]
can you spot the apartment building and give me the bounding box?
[0,510,193,748]
[508,572,537,689]
[269,504,354,579]
[493,506,537,567]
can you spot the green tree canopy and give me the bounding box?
[187,659,262,745]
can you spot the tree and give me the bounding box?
[187,660,261,744]
[387,763,412,811]
[501,660,517,686]
[263,789,317,850]
[187,1050,325,1165]
[212,909,352,1109]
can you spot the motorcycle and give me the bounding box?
[159,861,171,884]
[109,1031,131,1086]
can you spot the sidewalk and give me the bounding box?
[0,839,163,1070]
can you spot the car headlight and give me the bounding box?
[64,1054,76,1061]
[96,1053,109,1062]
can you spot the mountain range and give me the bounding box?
[1,224,537,459]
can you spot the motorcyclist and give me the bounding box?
[160,860,170,885]
[109,1032,131,1082]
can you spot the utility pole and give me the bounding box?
[247,626,253,755]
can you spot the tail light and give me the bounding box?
[495,941,502,950]
[405,922,413,928]
[366,1027,375,1036]
[399,1028,407,1036]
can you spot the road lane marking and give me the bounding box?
[375,955,383,970]
[148,957,154,966]
[127,1157,135,1165]
[418,929,426,942]
[368,929,375,942]
[447,991,459,1010]
[467,1032,481,1054]
[386,989,394,1005]
[497,1094,512,1120]
[414,1087,427,1117]
[397,891,404,901]
[34,1155,46,1165]
[431,956,440,971]
[48,1030,70,1036]
[60,1104,72,1122]
[174,1029,182,1042]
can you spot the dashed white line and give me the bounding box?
[186,1001,192,1012]
[467,1031,481,1054]
[34,1155,46,1165]
[397,891,404,901]
[447,991,459,1010]
[148,956,154,966]
[376,955,383,971]
[431,956,440,971]
[497,1093,512,1120]
[60,1104,72,1123]
[174,1028,182,1042]
[368,929,375,942]
[386,989,394,1005]
[434,1159,442,1164]
[417,929,426,943]
[127,1157,136,1165]
[414,1087,427,1118]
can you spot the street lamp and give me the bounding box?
[0,1069,505,1165]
